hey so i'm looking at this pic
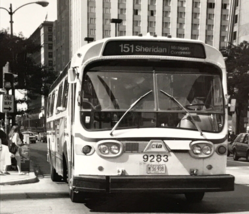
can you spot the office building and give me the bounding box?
[70,0,234,56]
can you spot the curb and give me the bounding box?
[0,172,39,185]
[0,160,39,185]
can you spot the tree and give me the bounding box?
[225,41,249,133]
[0,30,57,98]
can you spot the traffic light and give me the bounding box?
[3,72,14,90]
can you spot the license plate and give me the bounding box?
[147,164,166,174]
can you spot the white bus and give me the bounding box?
[46,34,234,203]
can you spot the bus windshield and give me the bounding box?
[80,60,224,132]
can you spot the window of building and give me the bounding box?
[90,29,96,36]
[222,3,228,9]
[133,31,139,35]
[235,14,238,24]
[122,20,126,25]
[104,0,110,2]
[48,35,52,41]
[104,30,111,37]
[150,10,156,16]
[178,12,185,18]
[194,2,200,8]
[193,12,200,19]
[90,18,96,24]
[208,14,214,20]
[178,0,186,7]
[48,27,52,32]
[192,24,199,30]
[134,20,141,26]
[48,44,53,50]
[149,0,156,5]
[207,24,214,30]
[164,11,170,17]
[149,21,156,27]
[222,14,229,20]
[89,6,95,12]
[104,7,110,13]
[164,22,170,28]
[221,36,226,42]
[235,0,239,7]
[48,52,53,58]
[179,23,185,29]
[119,0,126,3]
[104,19,110,24]
[135,0,141,4]
[134,9,141,15]
[208,3,215,9]
[207,35,213,41]
[177,33,185,38]
[191,34,199,40]
[119,8,126,14]
[48,60,53,66]
[221,25,228,31]
[119,31,126,36]
[164,0,171,6]
[233,31,237,40]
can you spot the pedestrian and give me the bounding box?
[0,129,11,175]
[8,125,25,175]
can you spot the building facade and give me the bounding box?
[229,0,249,45]
[54,0,70,72]
[22,21,54,132]
[70,0,235,56]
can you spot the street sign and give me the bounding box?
[0,94,14,113]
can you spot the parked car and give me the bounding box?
[22,131,38,144]
[232,133,249,161]
[37,132,47,143]
[227,132,237,156]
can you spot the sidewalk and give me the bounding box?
[0,160,38,185]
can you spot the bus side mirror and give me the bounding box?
[229,98,236,113]
[68,67,77,83]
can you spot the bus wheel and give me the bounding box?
[185,192,205,203]
[50,164,62,182]
[233,150,239,161]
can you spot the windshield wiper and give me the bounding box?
[160,90,204,136]
[110,90,153,136]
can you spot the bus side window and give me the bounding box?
[62,78,69,109]
[47,95,51,117]
[56,83,63,113]
[50,92,55,117]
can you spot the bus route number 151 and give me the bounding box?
[119,44,134,53]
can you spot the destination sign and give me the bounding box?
[103,41,206,58]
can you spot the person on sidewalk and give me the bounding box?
[0,129,11,175]
[8,125,25,175]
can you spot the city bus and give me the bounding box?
[46,34,234,203]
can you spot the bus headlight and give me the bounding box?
[189,141,214,158]
[99,145,109,154]
[97,140,123,157]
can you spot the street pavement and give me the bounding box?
[1,160,249,186]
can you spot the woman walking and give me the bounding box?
[0,129,11,175]
[8,125,25,175]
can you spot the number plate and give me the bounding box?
[147,164,166,174]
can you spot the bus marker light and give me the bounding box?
[98,166,104,171]
[216,145,226,155]
[82,145,95,155]
[206,165,213,170]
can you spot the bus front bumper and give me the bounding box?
[72,174,234,193]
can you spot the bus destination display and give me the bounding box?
[103,41,206,58]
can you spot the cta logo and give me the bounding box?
[144,140,170,153]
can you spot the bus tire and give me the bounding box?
[50,164,62,182]
[185,192,205,203]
